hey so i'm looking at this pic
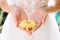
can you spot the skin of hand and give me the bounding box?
[12,7,28,31]
[44,0,60,13]
[26,8,48,35]
[55,0,60,7]
[0,0,10,12]
[0,0,20,13]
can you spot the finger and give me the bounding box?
[42,13,48,25]
[31,22,42,32]
[19,26,26,31]
[30,14,42,32]
[15,8,27,27]
[25,28,32,32]
[25,29,32,35]
[42,15,46,24]
[29,31,32,35]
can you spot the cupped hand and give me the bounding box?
[12,7,47,35]
[12,7,28,31]
[27,8,48,35]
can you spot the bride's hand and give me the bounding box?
[12,7,28,31]
[29,8,48,34]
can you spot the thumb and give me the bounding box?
[41,15,47,25]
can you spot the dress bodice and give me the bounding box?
[7,0,48,19]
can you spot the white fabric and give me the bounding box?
[7,0,48,19]
[1,0,60,40]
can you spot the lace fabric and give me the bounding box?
[7,0,48,19]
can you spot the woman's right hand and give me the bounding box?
[0,0,28,31]
[12,6,28,31]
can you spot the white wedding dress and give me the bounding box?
[1,0,60,40]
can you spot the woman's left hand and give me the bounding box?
[26,8,48,35]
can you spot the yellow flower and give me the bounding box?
[19,20,36,29]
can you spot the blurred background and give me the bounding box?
[0,8,8,33]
